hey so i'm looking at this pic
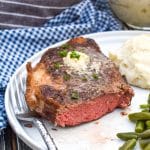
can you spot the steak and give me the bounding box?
[25,37,134,127]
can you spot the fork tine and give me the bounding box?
[19,75,28,112]
[10,78,19,114]
[14,76,24,113]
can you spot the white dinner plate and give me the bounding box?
[5,31,150,150]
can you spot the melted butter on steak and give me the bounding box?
[63,51,90,74]
[63,50,102,77]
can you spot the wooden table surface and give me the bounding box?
[0,125,32,150]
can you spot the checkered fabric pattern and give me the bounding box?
[0,0,122,130]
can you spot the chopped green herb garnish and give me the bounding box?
[92,73,99,80]
[58,50,68,57]
[63,73,71,81]
[82,76,87,82]
[70,50,80,60]
[53,62,61,69]
[61,44,70,49]
[71,91,79,99]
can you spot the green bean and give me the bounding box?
[145,121,150,130]
[139,129,150,139]
[140,104,150,109]
[146,127,150,130]
[139,139,150,149]
[135,120,145,133]
[119,139,136,150]
[148,94,150,112]
[146,121,150,126]
[117,94,150,150]
[144,143,150,150]
[128,112,150,121]
[117,132,138,141]
[147,94,150,105]
[142,109,149,112]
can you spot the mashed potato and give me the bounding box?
[109,34,150,89]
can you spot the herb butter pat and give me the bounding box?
[63,51,90,73]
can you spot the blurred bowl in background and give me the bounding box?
[110,0,150,30]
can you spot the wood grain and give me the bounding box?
[0,126,32,150]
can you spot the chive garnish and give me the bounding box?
[63,73,71,81]
[92,73,99,80]
[53,62,61,69]
[61,44,70,49]
[58,50,68,57]
[82,76,87,82]
[71,91,79,99]
[70,50,80,60]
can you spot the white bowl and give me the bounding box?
[110,0,150,30]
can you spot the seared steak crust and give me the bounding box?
[25,37,134,127]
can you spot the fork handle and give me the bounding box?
[33,118,57,150]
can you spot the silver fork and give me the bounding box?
[10,75,57,150]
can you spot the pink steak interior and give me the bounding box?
[55,93,123,127]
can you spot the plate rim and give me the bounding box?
[5,30,150,150]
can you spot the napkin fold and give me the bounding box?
[0,0,122,130]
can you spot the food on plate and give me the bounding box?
[135,120,145,133]
[117,132,139,141]
[109,34,150,89]
[117,94,150,149]
[25,37,133,127]
[119,139,136,150]
[139,139,150,150]
[129,112,150,121]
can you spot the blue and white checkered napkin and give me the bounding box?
[0,0,122,130]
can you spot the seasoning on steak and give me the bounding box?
[25,37,134,127]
